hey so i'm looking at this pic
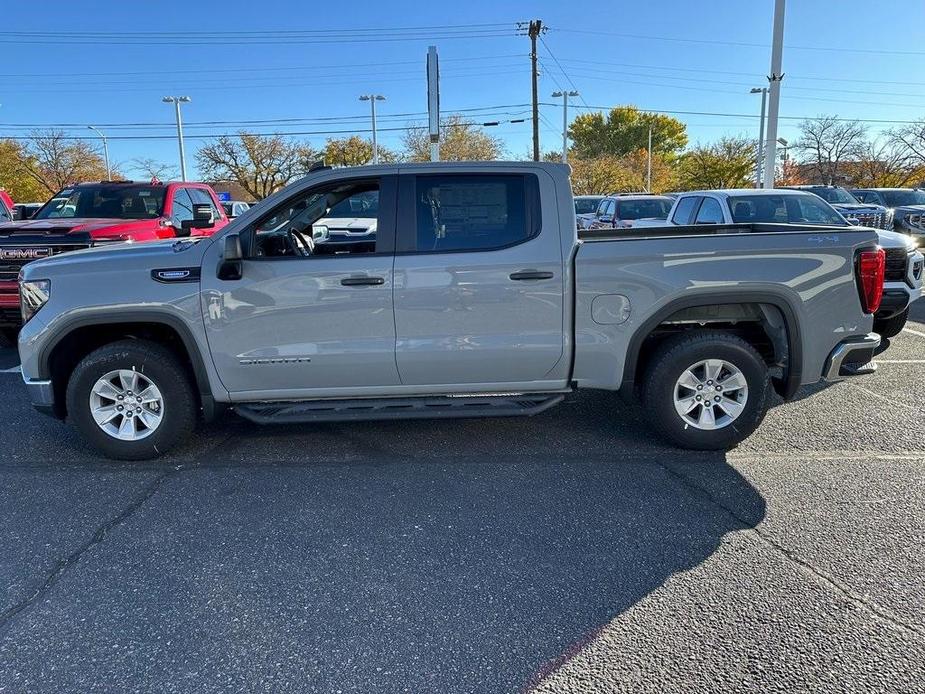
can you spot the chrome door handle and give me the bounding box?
[509,270,554,281]
[340,276,385,286]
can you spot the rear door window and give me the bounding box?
[411,174,538,253]
[671,197,699,225]
[694,197,724,224]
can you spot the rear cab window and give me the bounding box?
[407,174,540,253]
[694,197,724,224]
[671,196,699,225]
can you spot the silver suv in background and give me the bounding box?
[586,194,674,230]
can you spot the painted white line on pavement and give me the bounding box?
[0,365,21,374]
[874,359,925,364]
[902,327,925,338]
[846,382,922,412]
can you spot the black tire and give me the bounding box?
[66,339,196,460]
[873,308,908,339]
[641,331,770,451]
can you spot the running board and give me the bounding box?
[234,393,566,425]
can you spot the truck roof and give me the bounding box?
[677,188,818,198]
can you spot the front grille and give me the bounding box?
[0,244,90,281]
[884,247,908,282]
[847,212,891,230]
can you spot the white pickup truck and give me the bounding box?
[642,188,924,337]
[17,164,887,459]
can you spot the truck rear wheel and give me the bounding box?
[873,307,908,339]
[641,331,770,450]
[66,340,196,460]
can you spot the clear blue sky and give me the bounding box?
[2,0,923,179]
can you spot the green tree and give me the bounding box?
[0,139,48,202]
[322,136,398,166]
[403,115,504,161]
[677,137,757,190]
[196,133,317,200]
[568,106,688,160]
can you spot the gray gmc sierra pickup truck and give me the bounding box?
[17,162,884,460]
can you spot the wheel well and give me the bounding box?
[46,322,201,419]
[632,303,791,395]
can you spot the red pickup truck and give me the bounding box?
[0,180,228,338]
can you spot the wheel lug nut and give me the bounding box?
[117,395,124,401]
[696,385,703,390]
[716,385,722,391]
[695,395,702,401]
[136,397,142,402]
[707,380,713,385]
[116,405,124,411]
[714,396,721,402]
[136,407,142,413]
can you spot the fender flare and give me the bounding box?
[39,310,220,421]
[621,291,804,400]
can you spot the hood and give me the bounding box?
[876,229,916,250]
[20,236,210,281]
[829,203,886,214]
[0,217,164,238]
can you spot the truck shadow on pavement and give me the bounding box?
[0,383,766,693]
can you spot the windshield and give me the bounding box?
[810,187,859,205]
[322,191,378,219]
[616,198,672,220]
[881,189,925,207]
[35,185,167,220]
[729,194,848,226]
[575,197,603,214]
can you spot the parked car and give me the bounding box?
[850,188,925,248]
[0,180,228,338]
[221,200,251,218]
[574,195,606,229]
[0,191,12,223]
[781,185,894,230]
[645,189,923,338]
[587,194,674,230]
[17,163,884,459]
[12,203,43,221]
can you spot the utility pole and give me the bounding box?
[528,19,543,162]
[750,87,768,187]
[551,90,578,162]
[87,125,110,181]
[646,126,653,191]
[762,0,786,188]
[360,94,386,164]
[162,96,191,181]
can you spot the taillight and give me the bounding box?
[856,248,885,314]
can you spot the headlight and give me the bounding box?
[19,279,50,324]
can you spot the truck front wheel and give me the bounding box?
[66,340,196,460]
[641,331,770,450]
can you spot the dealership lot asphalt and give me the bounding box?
[0,304,923,693]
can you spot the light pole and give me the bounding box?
[777,137,790,185]
[551,90,578,163]
[162,96,191,181]
[87,125,111,181]
[750,87,768,187]
[762,0,786,188]
[359,94,386,165]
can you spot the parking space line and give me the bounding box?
[874,359,925,364]
[902,327,925,338]
[845,382,923,413]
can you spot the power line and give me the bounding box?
[0,23,513,38]
[538,36,592,112]
[0,53,526,80]
[551,27,925,57]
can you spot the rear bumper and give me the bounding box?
[823,333,880,382]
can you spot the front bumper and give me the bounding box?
[23,373,56,417]
[823,333,881,382]
[876,288,912,319]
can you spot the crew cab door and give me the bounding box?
[392,170,566,387]
[200,174,400,397]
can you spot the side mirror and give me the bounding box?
[181,204,216,233]
[218,234,243,280]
